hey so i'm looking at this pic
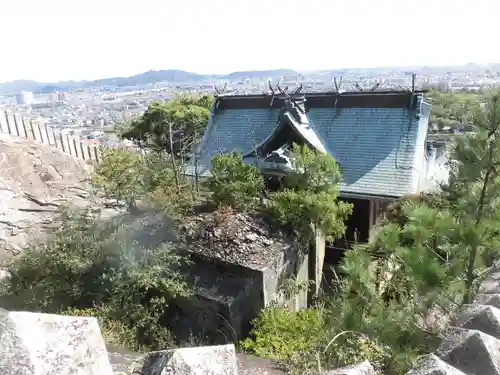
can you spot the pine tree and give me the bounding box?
[444,90,500,303]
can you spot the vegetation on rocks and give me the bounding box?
[240,90,500,374]
[0,206,191,352]
[2,90,500,374]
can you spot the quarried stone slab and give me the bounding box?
[0,309,113,375]
[474,294,500,310]
[478,271,500,294]
[437,327,500,375]
[456,304,500,340]
[406,354,466,375]
[129,344,237,375]
[318,360,375,375]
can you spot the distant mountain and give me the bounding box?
[84,69,205,88]
[0,68,301,95]
[0,80,43,95]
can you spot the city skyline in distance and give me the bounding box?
[1,61,499,84]
[1,0,498,83]
[0,62,497,95]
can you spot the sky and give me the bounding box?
[0,0,498,83]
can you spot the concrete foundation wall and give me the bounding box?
[172,246,307,345]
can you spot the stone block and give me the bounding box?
[175,212,309,344]
[406,354,466,375]
[236,353,285,375]
[173,245,307,344]
[0,309,113,375]
[478,271,500,294]
[318,360,375,375]
[437,327,500,375]
[474,294,500,310]
[106,344,141,375]
[129,344,237,375]
[455,304,500,340]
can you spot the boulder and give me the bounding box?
[478,271,500,295]
[128,344,238,375]
[406,354,465,375]
[0,309,113,375]
[474,294,500,310]
[317,360,375,375]
[437,327,500,375]
[455,304,500,340]
[236,353,285,375]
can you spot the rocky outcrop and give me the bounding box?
[406,268,500,375]
[0,133,97,258]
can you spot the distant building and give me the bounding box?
[49,91,69,104]
[16,91,35,106]
[49,92,59,104]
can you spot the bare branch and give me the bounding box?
[333,76,344,92]
[370,82,380,91]
[355,82,364,92]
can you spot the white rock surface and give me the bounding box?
[129,344,238,375]
[318,360,375,375]
[455,304,500,340]
[0,309,113,375]
[406,354,466,375]
[0,133,92,257]
[474,294,500,310]
[437,327,500,375]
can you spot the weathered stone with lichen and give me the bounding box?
[127,344,238,375]
[474,293,500,310]
[455,304,500,340]
[317,360,375,374]
[406,354,466,375]
[437,327,500,375]
[0,309,113,375]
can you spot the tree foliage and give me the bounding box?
[92,147,196,216]
[426,90,480,131]
[121,94,213,153]
[443,90,500,302]
[267,144,352,243]
[207,151,264,209]
[91,148,147,208]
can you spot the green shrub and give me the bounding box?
[240,306,390,374]
[241,307,327,374]
[207,152,263,209]
[0,206,191,351]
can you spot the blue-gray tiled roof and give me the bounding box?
[186,93,430,198]
[198,108,279,161]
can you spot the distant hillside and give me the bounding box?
[0,80,42,95]
[0,68,298,95]
[84,69,205,88]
